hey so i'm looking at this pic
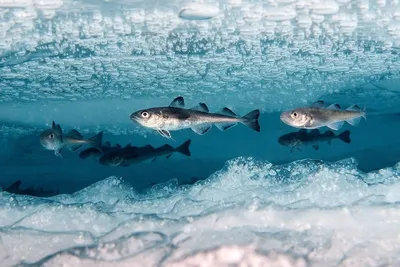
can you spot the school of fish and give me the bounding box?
[39,97,367,162]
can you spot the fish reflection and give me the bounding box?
[79,141,121,160]
[99,139,192,167]
[278,129,351,152]
[2,180,59,197]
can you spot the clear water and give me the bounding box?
[1,0,400,266]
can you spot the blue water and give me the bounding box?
[1,0,400,266]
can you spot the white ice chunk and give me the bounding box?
[179,3,219,20]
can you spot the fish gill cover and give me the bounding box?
[1,0,400,266]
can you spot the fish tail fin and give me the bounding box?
[241,109,260,132]
[176,139,191,157]
[339,130,351,144]
[88,131,104,149]
[362,105,367,120]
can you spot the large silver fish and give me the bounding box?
[278,129,351,152]
[40,121,103,157]
[130,96,260,139]
[280,100,366,130]
[99,140,192,167]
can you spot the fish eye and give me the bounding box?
[141,111,149,118]
[49,134,55,139]
[292,112,298,118]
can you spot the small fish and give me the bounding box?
[280,100,366,130]
[40,121,103,157]
[99,139,192,167]
[130,96,260,139]
[79,142,122,159]
[278,129,351,152]
[3,180,59,197]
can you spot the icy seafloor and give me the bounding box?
[0,158,400,267]
[2,0,400,266]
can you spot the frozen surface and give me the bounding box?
[1,158,400,266]
[1,0,400,266]
[1,0,400,124]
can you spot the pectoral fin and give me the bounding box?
[55,149,63,158]
[68,145,83,152]
[158,129,173,139]
[290,146,302,153]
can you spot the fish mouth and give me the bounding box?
[129,113,139,122]
[279,112,292,125]
[277,137,286,145]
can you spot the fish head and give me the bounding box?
[39,129,62,151]
[280,108,312,128]
[99,152,124,167]
[278,133,298,147]
[130,108,165,129]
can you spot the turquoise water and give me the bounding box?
[1,0,400,266]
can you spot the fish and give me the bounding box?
[2,180,59,197]
[39,121,103,157]
[99,139,192,167]
[278,129,351,152]
[280,100,366,130]
[129,96,260,139]
[79,142,121,159]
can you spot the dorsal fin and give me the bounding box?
[52,121,63,135]
[57,124,62,134]
[191,103,209,112]
[115,144,121,148]
[346,104,361,112]
[104,141,111,147]
[169,96,185,108]
[220,107,236,117]
[124,144,131,149]
[6,180,21,191]
[311,100,325,108]
[67,129,83,139]
[142,145,154,150]
[160,144,173,150]
[327,104,341,110]
[310,129,320,135]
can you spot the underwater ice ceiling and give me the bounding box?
[1,0,400,110]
